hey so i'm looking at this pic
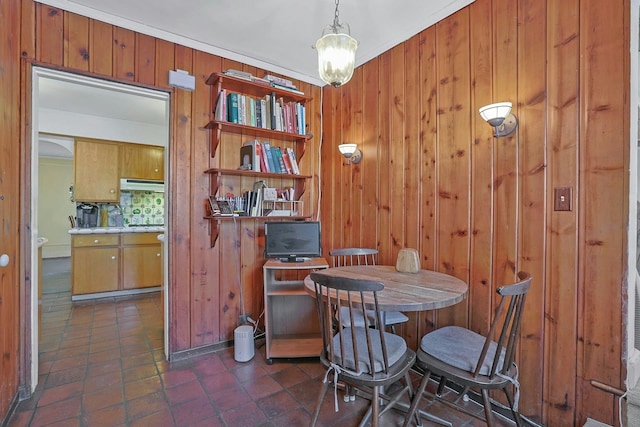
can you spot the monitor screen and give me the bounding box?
[264,221,322,262]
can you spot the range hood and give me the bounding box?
[120,178,165,192]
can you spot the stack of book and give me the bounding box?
[240,140,300,175]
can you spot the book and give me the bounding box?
[227,92,239,123]
[269,92,277,130]
[259,141,270,172]
[286,147,300,174]
[262,141,279,173]
[273,146,287,174]
[263,74,295,88]
[281,147,293,174]
[270,82,304,95]
[223,69,253,80]
[214,89,226,121]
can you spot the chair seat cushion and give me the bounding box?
[368,310,409,326]
[333,327,407,374]
[420,326,505,376]
[338,307,408,327]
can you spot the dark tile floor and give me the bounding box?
[7,261,518,427]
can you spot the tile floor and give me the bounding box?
[7,262,518,427]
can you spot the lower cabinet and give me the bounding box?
[72,233,162,297]
[122,234,162,289]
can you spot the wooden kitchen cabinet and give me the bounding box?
[122,233,162,289]
[74,139,120,202]
[120,144,164,181]
[72,235,120,295]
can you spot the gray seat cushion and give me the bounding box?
[332,327,407,374]
[420,326,505,376]
[338,307,408,327]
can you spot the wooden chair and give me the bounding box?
[402,271,532,427]
[329,248,409,334]
[308,271,420,427]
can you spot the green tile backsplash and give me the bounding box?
[120,190,165,225]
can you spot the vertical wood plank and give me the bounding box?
[362,59,380,251]
[0,0,21,418]
[468,0,495,337]
[20,0,36,60]
[417,27,439,340]
[112,27,135,81]
[377,51,392,263]
[89,20,112,76]
[389,45,406,264]
[37,4,63,64]
[517,0,547,416]
[577,0,626,423]
[135,33,156,86]
[545,0,580,423]
[63,13,89,71]
[435,10,471,327]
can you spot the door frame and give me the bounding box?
[27,66,171,393]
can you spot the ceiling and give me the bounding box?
[39,0,475,86]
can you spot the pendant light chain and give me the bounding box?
[333,0,340,30]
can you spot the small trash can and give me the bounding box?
[234,325,255,362]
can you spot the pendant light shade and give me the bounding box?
[315,0,358,87]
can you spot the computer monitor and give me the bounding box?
[264,221,321,262]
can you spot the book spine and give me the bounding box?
[270,92,277,130]
[274,147,287,174]
[259,141,270,172]
[263,141,278,173]
[214,89,226,121]
[253,140,262,172]
[227,92,239,123]
[286,147,300,174]
[281,148,293,174]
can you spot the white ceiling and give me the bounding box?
[38,0,475,85]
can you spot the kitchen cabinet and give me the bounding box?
[120,144,164,181]
[74,139,120,202]
[71,232,162,298]
[122,233,162,289]
[72,235,120,295]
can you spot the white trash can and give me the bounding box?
[234,325,255,362]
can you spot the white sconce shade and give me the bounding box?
[479,102,518,137]
[315,0,358,87]
[338,143,362,165]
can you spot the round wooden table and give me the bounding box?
[303,265,468,312]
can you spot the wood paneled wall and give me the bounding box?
[320,0,629,426]
[9,0,322,395]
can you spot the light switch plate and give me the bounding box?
[554,187,573,211]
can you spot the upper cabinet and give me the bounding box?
[74,139,165,203]
[74,139,120,202]
[120,144,165,181]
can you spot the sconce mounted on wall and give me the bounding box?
[338,143,362,165]
[479,101,518,137]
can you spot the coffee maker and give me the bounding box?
[76,204,98,228]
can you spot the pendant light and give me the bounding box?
[315,0,358,87]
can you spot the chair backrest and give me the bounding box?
[310,271,395,377]
[329,247,378,268]
[475,271,532,379]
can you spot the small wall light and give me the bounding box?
[338,143,362,165]
[479,101,518,137]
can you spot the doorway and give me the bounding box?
[30,67,171,393]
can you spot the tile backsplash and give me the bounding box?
[120,190,165,225]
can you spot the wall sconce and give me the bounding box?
[338,143,362,165]
[479,101,518,137]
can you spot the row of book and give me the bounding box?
[214,89,307,135]
[240,140,300,175]
[221,69,305,95]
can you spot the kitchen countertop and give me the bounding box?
[68,226,165,235]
